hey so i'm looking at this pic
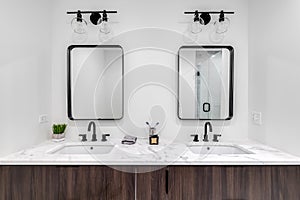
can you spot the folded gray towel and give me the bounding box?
[121,135,137,145]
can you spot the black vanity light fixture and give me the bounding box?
[185,10,234,26]
[184,10,235,42]
[67,10,117,25]
[67,10,117,43]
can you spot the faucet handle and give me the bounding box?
[190,134,199,142]
[203,135,209,142]
[79,134,87,142]
[213,134,222,142]
[101,134,111,142]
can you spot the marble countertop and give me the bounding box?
[0,138,300,165]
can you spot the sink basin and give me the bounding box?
[48,144,114,155]
[188,145,253,155]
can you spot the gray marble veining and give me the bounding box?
[0,138,299,165]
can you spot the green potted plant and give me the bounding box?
[52,124,67,141]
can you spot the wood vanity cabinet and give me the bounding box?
[0,166,300,200]
[0,166,135,200]
[136,166,168,200]
[136,166,300,200]
[55,166,134,200]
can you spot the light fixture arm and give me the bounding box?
[67,9,117,25]
[184,10,234,15]
[185,10,234,26]
[67,10,117,15]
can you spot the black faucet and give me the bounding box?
[88,121,97,142]
[203,122,212,142]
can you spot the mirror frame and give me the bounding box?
[177,45,234,121]
[67,45,124,120]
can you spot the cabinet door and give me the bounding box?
[0,166,135,200]
[168,166,300,200]
[105,166,135,200]
[136,166,246,200]
[57,166,135,200]
[168,166,221,200]
[57,166,108,199]
[136,166,169,200]
[168,166,254,200]
[0,166,59,200]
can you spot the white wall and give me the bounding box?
[51,0,249,142]
[3,0,299,156]
[249,0,300,156]
[0,0,53,156]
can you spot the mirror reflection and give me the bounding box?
[178,46,234,120]
[68,45,123,120]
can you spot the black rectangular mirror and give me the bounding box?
[178,46,234,120]
[67,45,124,120]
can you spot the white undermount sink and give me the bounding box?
[188,145,253,155]
[48,143,114,155]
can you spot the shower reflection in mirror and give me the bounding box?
[178,46,234,120]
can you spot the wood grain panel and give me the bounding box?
[0,166,299,200]
[0,166,135,200]
[56,166,135,200]
[168,166,300,200]
[168,166,214,200]
[136,166,168,200]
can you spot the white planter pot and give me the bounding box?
[52,132,65,141]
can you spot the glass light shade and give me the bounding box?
[190,21,202,34]
[99,21,111,34]
[71,17,88,43]
[214,17,230,34]
[71,17,88,34]
[98,21,113,42]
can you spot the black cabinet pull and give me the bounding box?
[165,168,169,194]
